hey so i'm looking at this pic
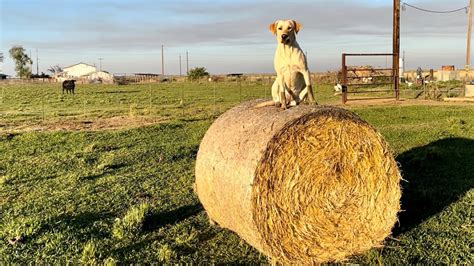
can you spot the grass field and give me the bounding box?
[0,82,473,264]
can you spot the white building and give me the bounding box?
[55,62,114,83]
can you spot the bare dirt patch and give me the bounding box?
[334,98,474,107]
[1,116,166,133]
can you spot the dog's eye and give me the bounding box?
[278,27,282,30]
[288,27,292,30]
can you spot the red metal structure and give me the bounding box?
[341,53,399,104]
[341,0,400,104]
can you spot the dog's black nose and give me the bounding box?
[282,34,289,39]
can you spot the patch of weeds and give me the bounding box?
[128,103,139,117]
[0,133,18,141]
[0,217,45,245]
[157,243,177,263]
[447,117,469,133]
[112,202,151,240]
[83,143,100,153]
[81,153,99,166]
[446,91,459,98]
[103,257,118,266]
[84,143,117,153]
[97,153,116,171]
[0,174,11,186]
[174,226,199,248]
[81,241,98,265]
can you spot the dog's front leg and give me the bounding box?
[277,76,288,109]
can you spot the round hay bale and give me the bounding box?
[195,100,401,264]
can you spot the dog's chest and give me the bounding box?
[275,52,305,74]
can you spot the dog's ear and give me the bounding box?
[269,21,277,35]
[292,20,302,34]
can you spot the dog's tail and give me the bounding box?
[255,100,275,108]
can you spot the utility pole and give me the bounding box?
[466,0,473,91]
[98,58,104,71]
[393,0,401,100]
[36,48,39,75]
[179,54,182,76]
[186,51,189,75]
[161,45,164,76]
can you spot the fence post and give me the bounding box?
[41,85,45,121]
[342,53,348,104]
[181,83,185,118]
[1,86,4,104]
[213,83,217,118]
[148,84,152,116]
[83,86,86,118]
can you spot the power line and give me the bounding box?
[402,2,468,14]
[36,48,39,75]
[179,54,182,76]
[98,58,104,71]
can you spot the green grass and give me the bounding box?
[0,81,286,127]
[0,82,473,264]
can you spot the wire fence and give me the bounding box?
[0,79,281,130]
[0,74,465,131]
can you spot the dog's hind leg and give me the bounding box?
[277,76,288,109]
[301,70,316,104]
[271,80,282,108]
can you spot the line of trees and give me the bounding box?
[4,45,210,80]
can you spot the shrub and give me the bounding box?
[188,67,209,81]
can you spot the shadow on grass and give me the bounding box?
[27,211,113,242]
[143,203,204,232]
[394,137,474,235]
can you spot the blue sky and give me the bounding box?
[0,0,470,76]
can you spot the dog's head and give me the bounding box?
[269,20,302,44]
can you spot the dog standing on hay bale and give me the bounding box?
[256,20,316,109]
[195,100,402,264]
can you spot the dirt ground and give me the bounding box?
[1,98,472,133]
[334,97,474,107]
[1,116,165,133]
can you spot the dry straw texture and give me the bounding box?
[195,100,401,264]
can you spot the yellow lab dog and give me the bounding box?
[258,20,316,109]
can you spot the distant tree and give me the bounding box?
[0,52,4,73]
[9,45,32,78]
[48,65,63,75]
[188,67,209,80]
[31,72,51,79]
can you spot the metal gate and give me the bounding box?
[341,53,400,104]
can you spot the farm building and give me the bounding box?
[54,63,114,84]
[404,67,474,82]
